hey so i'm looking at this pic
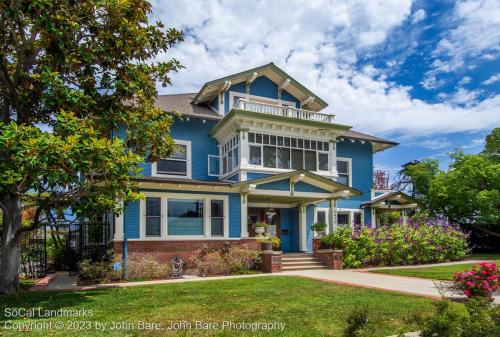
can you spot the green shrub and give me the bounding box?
[343,306,375,337]
[77,250,119,284]
[127,256,170,280]
[321,219,469,268]
[190,246,261,276]
[419,298,500,337]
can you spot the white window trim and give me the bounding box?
[316,207,362,229]
[152,139,192,179]
[336,156,352,187]
[207,154,220,177]
[139,192,229,240]
[229,91,297,109]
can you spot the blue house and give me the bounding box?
[112,63,402,259]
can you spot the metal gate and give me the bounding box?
[20,227,47,278]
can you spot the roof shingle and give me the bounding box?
[155,93,221,120]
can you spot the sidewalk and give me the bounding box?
[359,260,486,271]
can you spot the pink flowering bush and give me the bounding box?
[453,262,499,301]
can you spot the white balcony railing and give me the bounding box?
[236,98,334,123]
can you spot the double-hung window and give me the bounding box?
[248,132,330,172]
[145,197,162,237]
[336,158,351,186]
[155,140,191,178]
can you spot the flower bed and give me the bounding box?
[321,219,469,268]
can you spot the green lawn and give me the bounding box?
[369,254,500,281]
[0,276,451,337]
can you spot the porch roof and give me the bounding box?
[233,170,362,202]
[361,191,420,210]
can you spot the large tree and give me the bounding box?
[401,129,500,238]
[0,0,183,295]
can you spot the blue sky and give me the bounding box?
[151,0,500,180]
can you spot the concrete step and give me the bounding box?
[282,261,325,266]
[282,257,318,262]
[282,265,330,271]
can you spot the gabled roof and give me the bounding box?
[233,170,362,196]
[155,93,220,120]
[361,191,420,208]
[192,63,328,112]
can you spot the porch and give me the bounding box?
[234,170,361,252]
[361,191,420,227]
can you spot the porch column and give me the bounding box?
[329,139,338,177]
[114,200,124,240]
[328,198,338,232]
[401,209,408,225]
[299,204,307,252]
[370,208,377,227]
[240,193,249,238]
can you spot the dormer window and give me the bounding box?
[153,140,192,178]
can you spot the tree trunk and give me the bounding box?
[0,193,22,295]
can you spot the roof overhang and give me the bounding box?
[361,191,420,209]
[210,109,351,143]
[192,63,328,112]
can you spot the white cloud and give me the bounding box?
[411,9,426,24]
[483,73,500,85]
[151,0,500,138]
[425,0,500,82]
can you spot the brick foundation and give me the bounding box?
[312,238,343,270]
[111,239,260,266]
[260,251,282,273]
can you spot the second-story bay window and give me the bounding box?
[248,132,330,172]
[221,134,239,175]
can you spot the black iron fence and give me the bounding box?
[19,220,110,278]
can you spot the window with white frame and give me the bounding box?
[248,132,329,172]
[221,134,239,175]
[336,158,351,186]
[337,212,350,226]
[155,140,191,178]
[141,194,228,239]
[316,210,327,224]
[145,197,161,237]
[168,199,204,235]
[210,200,224,237]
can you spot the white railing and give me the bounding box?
[236,98,334,123]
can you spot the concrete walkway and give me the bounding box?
[282,269,500,304]
[360,260,486,271]
[31,271,277,292]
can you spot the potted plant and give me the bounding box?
[254,222,268,237]
[311,222,327,237]
[257,235,281,251]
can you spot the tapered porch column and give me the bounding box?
[328,198,338,232]
[299,204,307,252]
[114,200,124,240]
[240,193,249,238]
[401,209,408,225]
